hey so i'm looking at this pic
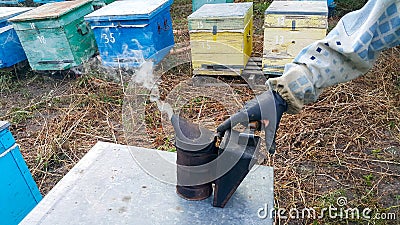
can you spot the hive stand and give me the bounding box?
[192,57,281,91]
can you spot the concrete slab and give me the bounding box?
[21,142,274,224]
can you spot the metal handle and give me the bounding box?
[212,25,217,35]
[38,60,74,65]
[157,18,170,34]
[247,29,251,41]
[91,24,148,29]
[77,22,89,36]
[205,18,224,22]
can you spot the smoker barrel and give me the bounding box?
[171,115,218,201]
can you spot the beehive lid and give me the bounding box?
[0,121,9,132]
[84,0,172,22]
[265,1,328,16]
[188,2,252,19]
[0,7,32,24]
[20,142,274,225]
[9,0,91,22]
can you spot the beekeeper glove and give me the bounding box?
[217,90,288,154]
[267,0,400,114]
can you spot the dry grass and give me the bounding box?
[0,75,126,193]
[270,47,400,224]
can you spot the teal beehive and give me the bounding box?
[9,0,97,71]
[0,121,42,225]
[192,0,234,12]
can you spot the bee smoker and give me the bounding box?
[172,115,218,200]
[172,115,261,207]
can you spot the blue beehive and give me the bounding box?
[0,7,32,68]
[84,0,175,68]
[327,0,336,17]
[0,121,42,225]
[0,0,24,5]
[33,0,65,4]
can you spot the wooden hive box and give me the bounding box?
[84,0,175,68]
[188,2,253,76]
[262,1,327,76]
[0,7,32,68]
[9,0,97,71]
[0,121,42,225]
[192,0,234,12]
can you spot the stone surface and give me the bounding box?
[21,142,274,224]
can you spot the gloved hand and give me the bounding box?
[217,90,288,154]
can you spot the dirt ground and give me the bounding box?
[0,0,399,224]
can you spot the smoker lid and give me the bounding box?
[9,0,91,22]
[171,115,215,151]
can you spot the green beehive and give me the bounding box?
[9,0,96,71]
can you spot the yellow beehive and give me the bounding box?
[188,2,253,75]
[262,1,328,76]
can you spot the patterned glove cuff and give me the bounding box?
[266,64,318,114]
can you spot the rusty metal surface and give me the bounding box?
[176,184,212,201]
[172,115,263,205]
[172,115,218,201]
[176,144,217,200]
[9,0,91,21]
